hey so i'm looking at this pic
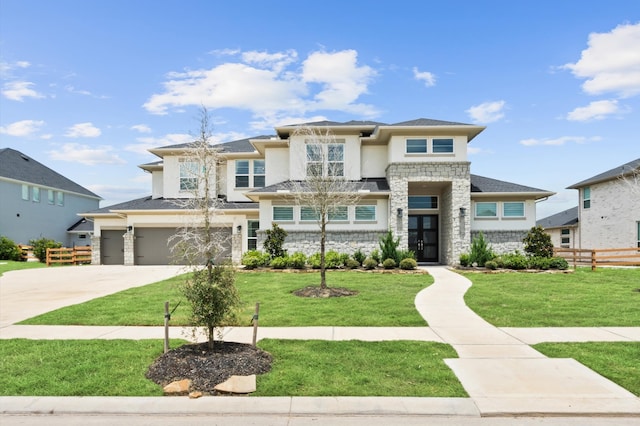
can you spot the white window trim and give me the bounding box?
[306,142,345,178]
[179,159,199,192]
[404,138,455,156]
[474,202,498,219]
[502,201,525,219]
[355,205,377,222]
[273,206,294,222]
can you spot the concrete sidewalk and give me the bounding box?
[0,265,638,418]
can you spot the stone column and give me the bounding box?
[231,232,242,264]
[388,175,408,247]
[123,231,135,266]
[91,235,101,265]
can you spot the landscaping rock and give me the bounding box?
[214,375,256,394]
[163,378,191,395]
[189,391,203,399]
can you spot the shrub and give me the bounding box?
[269,256,288,269]
[263,223,287,259]
[353,249,366,266]
[29,237,62,263]
[0,236,22,261]
[382,258,396,269]
[528,256,551,270]
[469,232,494,267]
[287,252,307,269]
[379,231,400,264]
[549,257,569,270]
[500,252,528,270]
[459,253,471,267]
[370,249,381,265]
[397,249,416,261]
[308,253,321,269]
[523,225,554,258]
[345,258,360,269]
[325,250,343,269]
[241,250,269,269]
[399,258,417,270]
[362,257,378,270]
[484,260,498,270]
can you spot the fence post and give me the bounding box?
[164,301,170,353]
[252,302,260,347]
[591,250,596,271]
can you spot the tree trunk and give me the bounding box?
[208,325,214,350]
[320,217,327,289]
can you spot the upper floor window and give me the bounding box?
[406,139,427,154]
[236,160,266,188]
[253,160,265,187]
[503,202,524,217]
[32,186,40,203]
[432,138,454,153]
[475,202,497,217]
[355,205,376,221]
[408,196,438,209]
[179,159,199,191]
[235,160,250,188]
[56,191,64,206]
[21,184,29,201]
[306,143,344,177]
[582,187,591,209]
[48,189,55,205]
[561,229,570,235]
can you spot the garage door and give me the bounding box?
[101,230,125,265]
[134,228,232,265]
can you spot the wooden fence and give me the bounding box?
[553,247,640,270]
[46,246,92,266]
[18,244,37,262]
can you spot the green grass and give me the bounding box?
[0,260,48,276]
[463,268,640,327]
[19,271,431,327]
[250,339,466,397]
[534,342,640,396]
[0,339,185,396]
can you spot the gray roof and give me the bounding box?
[248,178,390,194]
[67,218,94,233]
[470,174,552,195]
[536,206,579,229]
[279,120,386,127]
[86,196,258,214]
[0,148,101,199]
[391,118,474,127]
[279,118,474,128]
[568,158,640,189]
[152,135,272,154]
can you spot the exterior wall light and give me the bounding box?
[459,207,466,217]
[397,208,403,218]
[237,225,242,234]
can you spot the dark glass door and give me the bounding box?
[408,215,438,262]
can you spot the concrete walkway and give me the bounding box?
[0,265,638,418]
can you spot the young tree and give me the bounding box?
[285,125,365,290]
[523,225,554,258]
[169,107,240,348]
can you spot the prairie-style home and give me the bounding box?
[0,148,101,246]
[83,119,554,265]
[539,158,640,249]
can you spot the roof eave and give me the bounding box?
[471,191,555,199]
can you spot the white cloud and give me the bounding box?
[49,143,125,165]
[65,122,102,138]
[413,67,436,87]
[131,124,152,133]
[124,133,193,155]
[0,119,45,136]
[144,48,379,120]
[0,60,31,76]
[566,99,620,121]
[563,22,640,98]
[519,136,601,146]
[2,81,44,101]
[466,100,506,123]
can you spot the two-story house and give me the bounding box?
[0,148,102,246]
[83,119,554,265]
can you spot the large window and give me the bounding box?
[273,206,293,221]
[432,138,454,153]
[235,160,265,188]
[408,196,438,209]
[406,139,427,153]
[253,160,265,187]
[235,160,249,188]
[328,206,348,221]
[247,220,259,250]
[306,143,344,177]
[355,205,376,221]
[179,159,199,191]
[583,186,591,209]
[300,206,320,221]
[475,202,497,217]
[503,202,524,217]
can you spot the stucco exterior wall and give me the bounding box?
[578,179,640,248]
[265,148,289,186]
[361,145,387,177]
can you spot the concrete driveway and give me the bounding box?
[0,265,184,328]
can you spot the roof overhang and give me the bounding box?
[362,124,486,145]
[471,191,555,200]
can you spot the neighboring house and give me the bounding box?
[562,158,640,249]
[82,119,554,266]
[537,206,579,248]
[0,148,101,246]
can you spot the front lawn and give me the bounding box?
[534,342,640,396]
[19,270,431,327]
[463,268,640,327]
[0,260,47,276]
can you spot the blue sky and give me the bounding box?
[1,0,639,219]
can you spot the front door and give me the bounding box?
[408,215,438,262]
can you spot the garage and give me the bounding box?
[100,230,125,265]
[134,227,232,265]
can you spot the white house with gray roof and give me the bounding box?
[82,119,554,266]
[0,148,101,246]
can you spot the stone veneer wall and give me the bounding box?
[124,232,134,266]
[387,162,471,265]
[471,230,526,255]
[257,230,385,257]
[91,235,101,264]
